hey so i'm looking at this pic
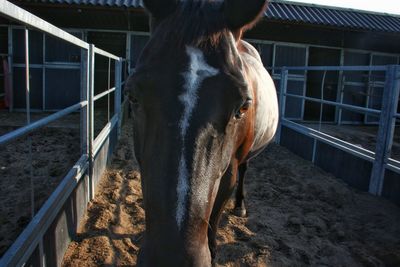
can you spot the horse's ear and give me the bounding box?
[224,0,268,32]
[142,0,179,20]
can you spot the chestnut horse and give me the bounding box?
[125,0,278,266]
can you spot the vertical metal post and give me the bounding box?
[88,44,95,200]
[25,29,31,122]
[364,53,375,124]
[42,33,45,111]
[276,68,288,144]
[25,29,30,124]
[8,26,13,112]
[337,74,345,125]
[107,58,111,121]
[80,46,89,204]
[25,28,35,219]
[80,48,89,155]
[335,49,345,125]
[312,70,327,163]
[126,33,131,74]
[369,65,400,195]
[115,58,122,138]
[301,46,310,121]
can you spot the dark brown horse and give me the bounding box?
[125,0,278,266]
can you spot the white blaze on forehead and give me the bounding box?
[178,46,219,137]
[176,46,219,229]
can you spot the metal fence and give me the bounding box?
[276,65,400,204]
[0,1,127,266]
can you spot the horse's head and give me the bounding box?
[125,1,269,266]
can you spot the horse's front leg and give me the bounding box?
[234,161,248,217]
[208,161,238,262]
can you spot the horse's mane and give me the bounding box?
[151,0,229,50]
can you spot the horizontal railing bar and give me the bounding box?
[93,115,118,156]
[93,87,115,102]
[94,47,120,61]
[0,154,88,267]
[284,93,382,117]
[13,63,81,70]
[0,0,89,49]
[271,65,390,72]
[343,81,368,87]
[13,64,44,69]
[0,100,87,146]
[43,61,80,65]
[386,158,400,174]
[282,119,376,162]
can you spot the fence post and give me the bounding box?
[88,44,95,200]
[369,65,400,195]
[8,26,13,112]
[115,58,122,138]
[80,48,88,156]
[312,70,327,163]
[276,68,288,144]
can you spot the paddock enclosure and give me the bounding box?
[1,0,400,266]
[61,120,400,267]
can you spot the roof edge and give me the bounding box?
[271,0,400,19]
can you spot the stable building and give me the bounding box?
[1,0,400,117]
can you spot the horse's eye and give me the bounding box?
[235,99,252,119]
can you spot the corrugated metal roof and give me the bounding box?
[18,0,143,7]
[266,1,400,33]
[16,0,400,33]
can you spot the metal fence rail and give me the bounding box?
[0,1,127,266]
[277,64,400,201]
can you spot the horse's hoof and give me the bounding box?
[233,207,247,217]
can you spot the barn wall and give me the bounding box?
[247,21,400,55]
[11,28,82,111]
[5,5,400,114]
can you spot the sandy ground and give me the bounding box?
[62,121,400,267]
[0,110,108,257]
[0,126,80,256]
